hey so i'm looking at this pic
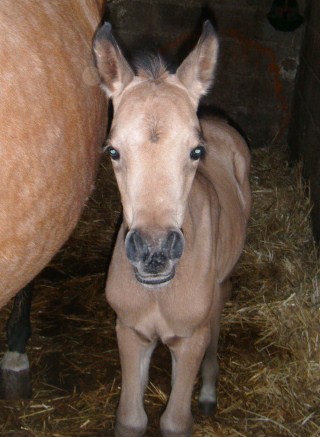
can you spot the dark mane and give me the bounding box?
[133,53,169,80]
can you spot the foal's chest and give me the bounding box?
[106,265,215,342]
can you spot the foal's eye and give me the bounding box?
[190,145,205,161]
[106,145,120,160]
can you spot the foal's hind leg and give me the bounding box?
[115,319,156,437]
[0,283,33,399]
[198,324,220,415]
[199,281,230,415]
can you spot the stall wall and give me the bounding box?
[288,0,320,241]
[107,0,305,147]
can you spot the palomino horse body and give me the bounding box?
[0,0,107,398]
[94,21,251,436]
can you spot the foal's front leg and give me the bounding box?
[160,326,210,437]
[115,319,156,437]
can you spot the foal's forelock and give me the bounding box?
[134,54,169,81]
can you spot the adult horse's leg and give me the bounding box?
[115,320,156,437]
[0,283,33,399]
[199,281,230,415]
[160,326,210,437]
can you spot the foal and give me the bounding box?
[94,21,251,437]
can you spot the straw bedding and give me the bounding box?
[0,146,319,436]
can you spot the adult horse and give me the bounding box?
[0,0,107,398]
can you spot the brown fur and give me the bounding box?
[0,0,107,308]
[94,21,251,436]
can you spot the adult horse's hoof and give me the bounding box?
[0,351,31,399]
[199,400,217,416]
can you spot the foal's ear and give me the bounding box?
[93,22,134,99]
[176,21,219,105]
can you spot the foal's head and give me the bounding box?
[94,21,219,287]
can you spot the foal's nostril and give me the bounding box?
[125,230,144,262]
[167,229,184,260]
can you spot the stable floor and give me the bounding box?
[0,146,319,436]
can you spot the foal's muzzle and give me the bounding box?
[125,228,184,286]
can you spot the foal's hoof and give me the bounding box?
[161,428,192,437]
[115,422,146,437]
[160,417,193,437]
[0,352,31,400]
[199,400,217,416]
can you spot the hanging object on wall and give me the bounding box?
[267,0,304,31]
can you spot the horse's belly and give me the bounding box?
[0,0,107,308]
